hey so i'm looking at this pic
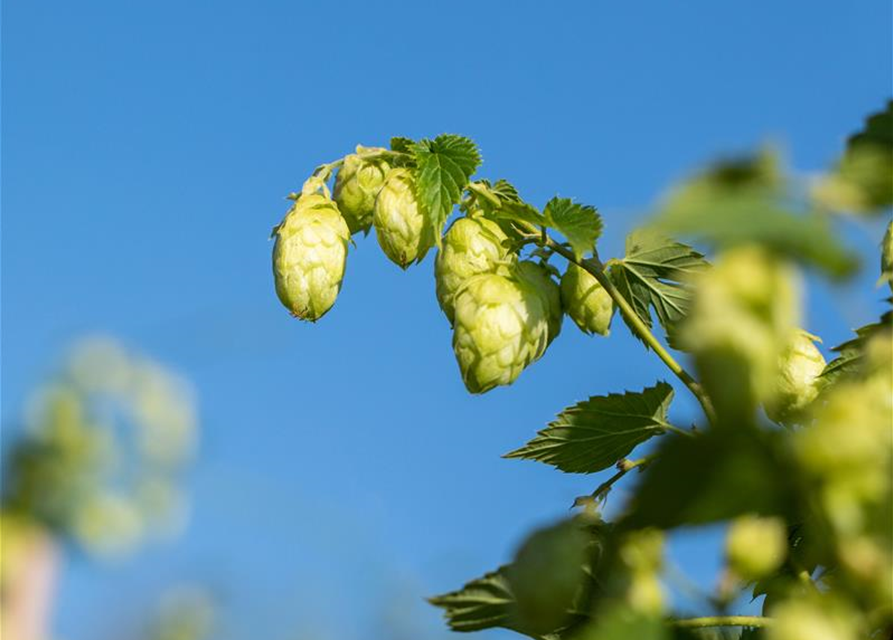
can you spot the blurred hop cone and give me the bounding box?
[273,178,350,321]
[332,148,390,235]
[435,215,512,324]
[763,329,825,424]
[725,514,787,581]
[373,168,434,268]
[452,261,561,393]
[560,263,614,336]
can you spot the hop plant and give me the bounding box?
[725,514,787,581]
[272,179,350,321]
[764,329,825,424]
[452,262,559,393]
[435,215,512,324]
[374,168,434,268]
[560,263,614,336]
[332,149,390,235]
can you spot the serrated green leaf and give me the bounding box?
[411,134,481,240]
[608,232,709,350]
[505,382,674,473]
[820,309,892,384]
[429,567,518,633]
[651,150,858,277]
[544,197,603,259]
[622,428,799,530]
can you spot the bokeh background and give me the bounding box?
[2,1,891,638]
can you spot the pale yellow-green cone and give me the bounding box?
[764,329,826,424]
[516,261,563,343]
[725,514,787,581]
[881,220,893,292]
[373,168,434,268]
[435,216,512,324]
[452,263,557,393]
[560,263,614,336]
[333,151,390,235]
[272,192,350,321]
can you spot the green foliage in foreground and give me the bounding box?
[272,101,893,639]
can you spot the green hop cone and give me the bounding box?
[272,184,350,322]
[452,261,560,393]
[516,261,563,342]
[560,263,614,336]
[332,149,390,235]
[435,216,512,324]
[764,329,826,424]
[373,168,434,268]
[725,514,787,581]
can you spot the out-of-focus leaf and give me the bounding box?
[651,150,858,277]
[621,428,799,529]
[820,309,892,385]
[608,232,709,349]
[504,382,674,473]
[428,567,518,633]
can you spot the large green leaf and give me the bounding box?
[544,197,603,260]
[651,150,858,277]
[834,100,893,211]
[505,382,674,473]
[608,232,709,350]
[411,134,481,240]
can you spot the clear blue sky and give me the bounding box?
[3,1,891,638]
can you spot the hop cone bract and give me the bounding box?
[452,261,560,393]
[560,263,614,336]
[272,192,350,321]
[435,216,511,324]
[373,168,434,268]
[333,150,390,235]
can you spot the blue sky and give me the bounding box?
[2,1,891,638]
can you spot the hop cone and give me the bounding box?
[452,261,560,393]
[764,329,826,424]
[373,168,434,268]
[516,261,563,343]
[435,216,511,324]
[272,191,350,321]
[332,150,390,235]
[560,263,614,336]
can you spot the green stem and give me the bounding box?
[670,616,773,629]
[543,237,717,425]
[589,455,653,501]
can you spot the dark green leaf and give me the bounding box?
[622,428,799,529]
[820,309,892,384]
[608,232,709,350]
[411,134,481,240]
[505,382,674,474]
[651,150,858,277]
[544,197,603,260]
[389,136,415,153]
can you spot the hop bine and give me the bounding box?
[272,178,350,321]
